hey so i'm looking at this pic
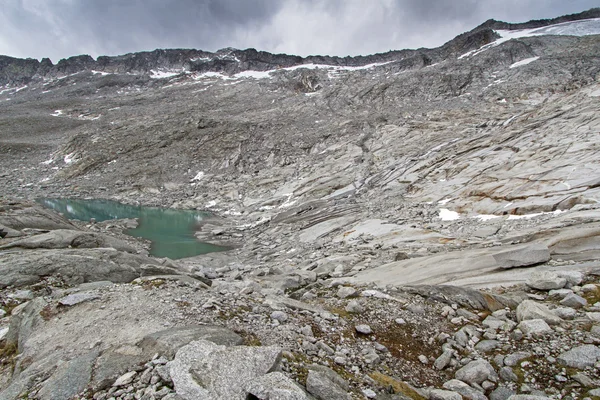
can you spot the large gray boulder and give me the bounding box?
[516,300,562,325]
[493,243,550,269]
[138,325,244,358]
[5,297,47,352]
[0,229,136,253]
[0,203,76,231]
[35,349,100,400]
[526,271,567,291]
[430,389,462,400]
[247,372,314,400]
[168,340,282,400]
[305,365,351,400]
[442,379,487,400]
[0,248,174,288]
[557,345,600,369]
[517,319,552,337]
[454,359,498,385]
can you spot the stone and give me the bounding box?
[504,352,531,367]
[362,388,377,398]
[553,307,577,320]
[517,319,552,337]
[559,293,587,308]
[430,389,462,400]
[336,286,358,299]
[442,379,487,400]
[493,243,550,269]
[59,292,101,306]
[36,349,100,400]
[355,324,372,334]
[306,366,350,400]
[246,372,312,400]
[475,340,500,352]
[113,371,137,387]
[138,325,243,358]
[168,340,282,400]
[434,350,454,370]
[454,359,498,385]
[490,386,516,400]
[345,300,364,313]
[499,367,518,382]
[557,271,584,287]
[557,345,600,369]
[526,271,567,291]
[0,229,135,253]
[271,311,289,322]
[506,396,551,400]
[548,289,573,299]
[0,248,170,289]
[0,309,6,318]
[516,300,562,325]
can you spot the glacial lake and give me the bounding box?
[38,198,228,259]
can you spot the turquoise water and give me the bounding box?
[38,198,228,259]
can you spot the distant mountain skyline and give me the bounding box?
[1,0,599,61]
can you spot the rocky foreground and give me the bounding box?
[1,201,600,400]
[2,8,600,400]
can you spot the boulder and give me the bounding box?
[59,292,101,306]
[516,300,562,325]
[0,229,136,253]
[430,389,462,400]
[139,325,243,358]
[35,349,101,400]
[305,366,351,400]
[493,243,550,269]
[0,248,172,288]
[442,379,487,400]
[526,271,567,291]
[247,372,314,400]
[557,345,600,369]
[454,359,498,385]
[517,319,552,337]
[559,293,587,309]
[168,340,282,400]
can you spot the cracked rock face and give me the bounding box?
[1,8,600,400]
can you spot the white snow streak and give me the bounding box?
[509,57,540,69]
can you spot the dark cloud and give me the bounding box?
[0,0,598,61]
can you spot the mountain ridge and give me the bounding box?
[1,7,599,86]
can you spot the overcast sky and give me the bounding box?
[0,0,598,62]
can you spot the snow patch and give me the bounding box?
[509,57,540,69]
[91,70,111,76]
[473,214,501,221]
[51,110,63,117]
[438,198,452,205]
[205,200,217,208]
[150,69,183,79]
[459,18,600,59]
[64,153,75,164]
[439,208,460,221]
[507,210,565,220]
[192,171,205,182]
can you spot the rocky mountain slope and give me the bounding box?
[1,8,600,400]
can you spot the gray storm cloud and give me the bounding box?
[0,0,598,61]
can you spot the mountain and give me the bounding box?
[1,8,599,86]
[1,8,600,400]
